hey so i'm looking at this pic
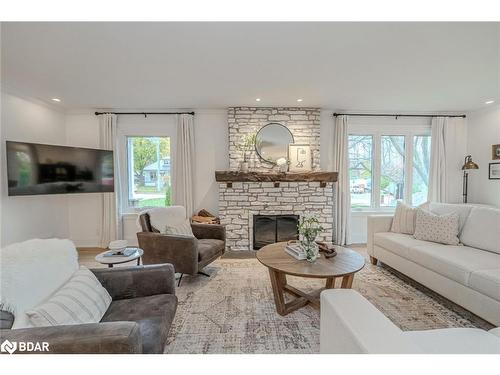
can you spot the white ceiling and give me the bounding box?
[1,22,499,112]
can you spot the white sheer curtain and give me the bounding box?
[172,114,195,216]
[428,116,467,203]
[98,113,121,247]
[332,115,351,245]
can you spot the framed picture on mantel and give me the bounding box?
[288,144,312,172]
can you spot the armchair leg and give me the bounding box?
[177,273,184,287]
[198,271,210,277]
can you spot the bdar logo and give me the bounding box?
[1,340,17,354]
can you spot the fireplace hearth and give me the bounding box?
[253,214,299,250]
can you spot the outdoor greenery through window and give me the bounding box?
[348,132,431,210]
[380,135,405,207]
[348,135,373,208]
[412,135,431,206]
[127,136,171,208]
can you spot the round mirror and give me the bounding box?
[255,123,294,164]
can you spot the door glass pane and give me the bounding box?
[348,135,373,208]
[127,136,171,208]
[412,135,431,206]
[381,135,405,207]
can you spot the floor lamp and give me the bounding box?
[462,155,479,203]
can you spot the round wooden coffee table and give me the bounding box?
[257,242,365,316]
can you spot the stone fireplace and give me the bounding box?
[217,106,336,251]
[216,172,336,251]
[253,214,299,250]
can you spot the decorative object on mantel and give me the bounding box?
[493,144,500,160]
[236,133,257,172]
[276,157,289,173]
[255,123,294,165]
[489,162,500,180]
[191,209,220,224]
[298,214,324,262]
[289,144,312,172]
[461,155,479,203]
[215,170,337,183]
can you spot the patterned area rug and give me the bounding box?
[164,254,490,354]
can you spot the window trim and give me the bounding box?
[349,124,431,212]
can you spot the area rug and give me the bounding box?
[164,255,489,354]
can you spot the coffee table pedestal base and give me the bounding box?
[268,269,355,316]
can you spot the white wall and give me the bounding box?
[64,110,228,247]
[467,105,500,207]
[1,92,70,246]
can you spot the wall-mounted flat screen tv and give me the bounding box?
[6,141,114,196]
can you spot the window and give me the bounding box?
[126,136,171,209]
[349,129,431,210]
[412,135,431,206]
[380,135,405,207]
[348,135,373,208]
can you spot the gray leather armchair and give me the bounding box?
[0,264,177,354]
[137,212,225,285]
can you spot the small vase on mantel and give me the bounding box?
[240,161,249,172]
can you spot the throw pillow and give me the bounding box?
[391,201,417,235]
[164,219,194,237]
[25,266,112,327]
[413,208,460,245]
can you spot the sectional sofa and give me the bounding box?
[367,203,500,326]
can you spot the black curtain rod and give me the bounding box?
[95,111,195,117]
[333,112,466,118]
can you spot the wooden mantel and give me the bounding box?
[215,171,338,183]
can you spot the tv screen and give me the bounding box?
[6,141,114,196]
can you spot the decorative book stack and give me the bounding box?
[284,243,307,260]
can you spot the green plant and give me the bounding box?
[298,215,324,243]
[164,184,172,206]
[236,133,257,162]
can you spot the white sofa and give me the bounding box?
[367,203,500,326]
[320,290,500,353]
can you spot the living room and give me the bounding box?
[1,2,500,373]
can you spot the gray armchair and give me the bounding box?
[0,264,177,354]
[137,210,225,285]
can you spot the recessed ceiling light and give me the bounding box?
[485,100,495,105]
[297,98,303,102]
[51,98,61,102]
[256,98,261,102]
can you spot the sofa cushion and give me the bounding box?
[460,207,500,255]
[468,269,500,302]
[141,206,187,233]
[391,202,417,235]
[414,209,460,245]
[198,239,225,262]
[0,239,79,329]
[165,219,194,237]
[428,203,473,234]
[101,294,177,354]
[373,232,429,259]
[406,328,500,354]
[406,243,500,285]
[26,266,112,327]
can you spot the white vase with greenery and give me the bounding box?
[298,215,324,262]
[236,133,256,172]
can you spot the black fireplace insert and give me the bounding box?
[253,214,299,250]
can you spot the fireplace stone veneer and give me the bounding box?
[218,181,335,251]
